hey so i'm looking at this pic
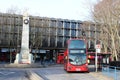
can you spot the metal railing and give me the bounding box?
[102,65,120,80]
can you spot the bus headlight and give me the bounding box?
[87,59,90,63]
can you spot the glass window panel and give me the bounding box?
[42,36,48,47]
[43,19,49,27]
[30,19,35,26]
[0,25,2,31]
[64,37,69,47]
[90,26,95,31]
[64,22,70,28]
[45,28,49,35]
[78,29,82,37]
[6,17,11,25]
[5,26,9,32]
[0,17,3,24]
[58,21,63,28]
[3,17,7,24]
[57,37,63,47]
[71,30,76,37]
[50,20,56,27]
[14,26,18,33]
[11,26,15,32]
[6,17,14,25]
[64,29,69,36]
[50,28,56,35]
[90,31,95,38]
[50,37,55,47]
[71,22,76,29]
[57,29,63,36]
[38,19,43,27]
[18,26,22,33]
[78,23,81,29]
[15,17,22,25]
[30,27,35,33]
[5,33,9,40]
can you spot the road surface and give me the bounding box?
[33,66,100,80]
[0,68,29,80]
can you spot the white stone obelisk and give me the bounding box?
[14,11,34,64]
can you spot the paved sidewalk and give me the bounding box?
[90,72,113,80]
[88,65,113,80]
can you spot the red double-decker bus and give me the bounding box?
[64,39,89,72]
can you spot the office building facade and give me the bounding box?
[0,13,98,62]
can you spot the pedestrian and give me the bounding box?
[40,54,44,65]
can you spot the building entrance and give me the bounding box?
[32,50,56,64]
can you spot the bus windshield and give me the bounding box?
[69,52,86,65]
[68,40,86,49]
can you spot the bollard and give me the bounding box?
[114,67,117,80]
[107,66,110,76]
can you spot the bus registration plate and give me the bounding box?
[76,68,81,71]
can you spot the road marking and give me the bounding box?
[0,72,15,75]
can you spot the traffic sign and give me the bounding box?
[95,44,101,49]
[95,44,101,53]
[96,48,101,53]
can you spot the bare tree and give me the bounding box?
[29,16,50,61]
[93,0,120,60]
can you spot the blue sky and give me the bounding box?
[0,0,98,21]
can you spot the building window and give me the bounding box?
[2,26,7,32]
[78,23,81,29]
[50,37,55,47]
[71,30,76,37]
[82,30,86,36]
[42,36,48,47]
[15,17,22,25]
[50,20,56,27]
[42,19,49,28]
[0,17,3,24]
[78,29,82,37]
[7,17,11,25]
[64,37,69,47]
[38,19,43,27]
[64,22,70,28]
[58,21,63,28]
[57,37,63,47]
[64,29,70,36]
[71,22,76,29]
[14,26,19,33]
[90,31,95,38]
[90,41,95,49]
[57,29,63,36]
